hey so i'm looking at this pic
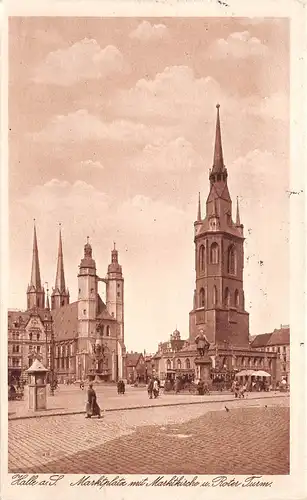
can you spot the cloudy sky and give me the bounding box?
[9,17,289,352]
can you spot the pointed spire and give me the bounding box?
[197,192,201,221]
[212,104,225,174]
[30,219,42,290]
[54,223,66,292]
[236,196,241,225]
[45,283,50,310]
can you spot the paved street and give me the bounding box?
[9,395,289,475]
[8,383,288,419]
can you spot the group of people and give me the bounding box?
[232,380,247,398]
[147,377,160,399]
[117,379,125,394]
[8,382,24,400]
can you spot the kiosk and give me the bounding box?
[27,359,48,411]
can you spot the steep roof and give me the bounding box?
[97,295,116,321]
[8,310,30,328]
[126,352,143,367]
[250,327,290,348]
[51,301,78,341]
[250,333,272,348]
[267,327,290,346]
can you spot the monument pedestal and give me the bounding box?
[195,356,212,388]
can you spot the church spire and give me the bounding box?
[27,220,45,310]
[30,220,42,290]
[51,224,70,310]
[212,104,224,174]
[236,197,241,225]
[209,104,228,187]
[197,192,201,221]
[54,224,66,292]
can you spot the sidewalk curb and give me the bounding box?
[8,393,288,422]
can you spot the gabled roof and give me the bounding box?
[267,327,290,346]
[51,301,78,341]
[250,333,272,348]
[126,352,143,367]
[250,327,290,348]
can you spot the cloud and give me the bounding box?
[248,92,288,122]
[131,137,204,173]
[230,149,288,201]
[79,159,104,169]
[114,66,222,122]
[209,31,268,59]
[20,179,110,215]
[129,21,169,41]
[33,39,128,86]
[30,109,173,146]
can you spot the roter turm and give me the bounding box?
[190,104,249,348]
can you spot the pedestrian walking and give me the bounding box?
[85,383,101,419]
[153,379,159,398]
[147,378,154,399]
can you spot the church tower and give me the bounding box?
[27,221,45,310]
[51,225,70,310]
[77,238,98,352]
[189,104,249,348]
[106,243,124,342]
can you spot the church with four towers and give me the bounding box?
[8,227,126,384]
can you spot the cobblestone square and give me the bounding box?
[9,396,289,475]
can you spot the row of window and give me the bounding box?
[166,356,274,372]
[10,332,43,341]
[199,243,237,274]
[8,358,22,367]
[198,287,242,309]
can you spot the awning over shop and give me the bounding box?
[251,370,271,377]
[235,369,271,378]
[235,370,254,377]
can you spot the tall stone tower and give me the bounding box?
[189,104,249,348]
[27,221,45,310]
[77,238,98,353]
[51,225,70,310]
[106,243,124,342]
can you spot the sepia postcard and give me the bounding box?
[1,1,306,500]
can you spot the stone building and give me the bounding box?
[8,224,126,384]
[126,352,145,384]
[250,326,290,384]
[154,105,281,386]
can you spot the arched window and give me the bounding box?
[185,358,190,370]
[235,289,239,308]
[106,326,110,337]
[242,357,246,367]
[242,291,245,309]
[199,245,205,271]
[213,285,218,306]
[224,288,230,308]
[29,333,32,341]
[228,245,236,274]
[166,359,171,371]
[210,243,219,264]
[199,288,205,308]
[177,359,181,369]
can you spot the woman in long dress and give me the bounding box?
[86,383,101,418]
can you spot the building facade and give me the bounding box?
[8,225,126,384]
[250,326,290,385]
[126,352,145,384]
[154,105,281,386]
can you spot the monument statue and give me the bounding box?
[195,330,210,357]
